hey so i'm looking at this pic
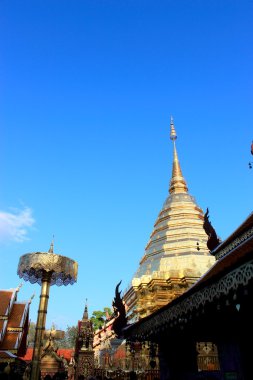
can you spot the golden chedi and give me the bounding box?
[124,118,216,322]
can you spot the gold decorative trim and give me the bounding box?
[215,227,253,260]
[128,260,253,340]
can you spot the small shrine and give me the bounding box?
[19,344,75,379]
[75,302,95,379]
[40,329,68,379]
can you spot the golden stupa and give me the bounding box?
[124,118,215,322]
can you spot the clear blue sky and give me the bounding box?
[0,0,252,330]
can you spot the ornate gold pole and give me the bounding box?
[30,271,52,380]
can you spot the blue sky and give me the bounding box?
[0,0,252,330]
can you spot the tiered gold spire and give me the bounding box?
[124,117,215,322]
[169,116,188,194]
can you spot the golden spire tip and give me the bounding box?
[168,117,188,194]
[170,115,177,141]
[48,235,54,253]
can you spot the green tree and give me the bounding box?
[58,325,78,348]
[28,322,78,348]
[91,307,113,331]
[27,321,36,347]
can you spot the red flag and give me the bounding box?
[251,141,253,156]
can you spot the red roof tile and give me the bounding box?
[19,347,33,362]
[20,348,75,363]
[0,288,30,357]
[8,304,26,329]
[0,320,8,344]
[0,291,14,316]
[0,332,19,351]
[57,349,74,361]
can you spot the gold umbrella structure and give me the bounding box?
[17,243,78,380]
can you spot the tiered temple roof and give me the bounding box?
[0,286,31,361]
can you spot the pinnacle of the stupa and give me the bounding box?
[125,118,215,320]
[82,299,89,320]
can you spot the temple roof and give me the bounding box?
[0,290,17,318]
[1,332,20,350]
[131,118,215,286]
[211,211,253,260]
[0,351,17,363]
[0,287,31,355]
[19,347,33,362]
[7,303,27,329]
[20,347,74,363]
[124,211,253,341]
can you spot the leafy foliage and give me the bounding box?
[91,307,113,331]
[58,325,78,348]
[28,307,113,348]
[28,322,78,348]
[27,321,36,347]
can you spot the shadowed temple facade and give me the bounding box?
[125,211,253,380]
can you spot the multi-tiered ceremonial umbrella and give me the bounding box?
[17,243,78,380]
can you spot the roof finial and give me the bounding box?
[169,117,188,194]
[249,141,253,169]
[83,298,88,320]
[170,116,177,141]
[29,293,35,304]
[48,235,54,253]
